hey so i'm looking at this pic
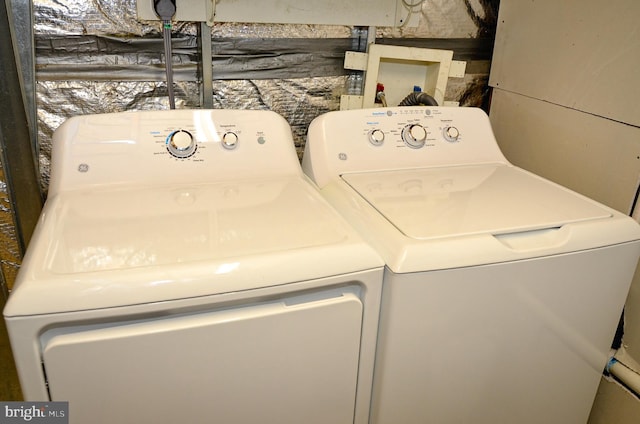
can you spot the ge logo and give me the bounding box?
[338,153,348,161]
[78,163,89,173]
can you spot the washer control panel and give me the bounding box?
[303,107,509,188]
[50,109,302,194]
[355,109,465,150]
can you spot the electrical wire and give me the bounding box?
[399,0,425,28]
[162,20,175,109]
[402,0,425,7]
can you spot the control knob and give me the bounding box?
[402,124,427,149]
[443,126,460,142]
[368,129,385,146]
[167,130,196,158]
[222,131,239,150]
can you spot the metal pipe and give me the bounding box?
[162,20,176,109]
[199,22,213,109]
[0,1,43,254]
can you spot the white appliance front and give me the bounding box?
[302,106,640,424]
[4,109,384,424]
[40,287,364,423]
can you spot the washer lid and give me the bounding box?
[6,177,383,315]
[342,164,612,239]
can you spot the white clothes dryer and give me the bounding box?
[4,109,384,424]
[302,106,640,424]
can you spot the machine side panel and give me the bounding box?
[371,242,640,424]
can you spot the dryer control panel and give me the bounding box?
[302,107,509,188]
[49,109,302,196]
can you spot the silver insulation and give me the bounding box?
[0,0,497,291]
[0,164,21,299]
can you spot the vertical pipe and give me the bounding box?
[200,22,214,109]
[8,0,38,158]
[163,21,176,109]
[0,1,43,257]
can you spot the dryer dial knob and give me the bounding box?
[167,130,196,158]
[222,132,239,150]
[402,124,427,149]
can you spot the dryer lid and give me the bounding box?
[342,164,612,239]
[44,178,349,274]
[6,177,383,315]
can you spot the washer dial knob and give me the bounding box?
[167,130,196,158]
[443,126,460,142]
[368,129,385,146]
[222,131,239,150]
[402,124,427,149]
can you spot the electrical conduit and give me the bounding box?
[154,0,177,109]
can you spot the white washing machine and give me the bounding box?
[302,106,640,424]
[3,109,384,424]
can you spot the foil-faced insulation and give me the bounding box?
[0,166,21,300]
